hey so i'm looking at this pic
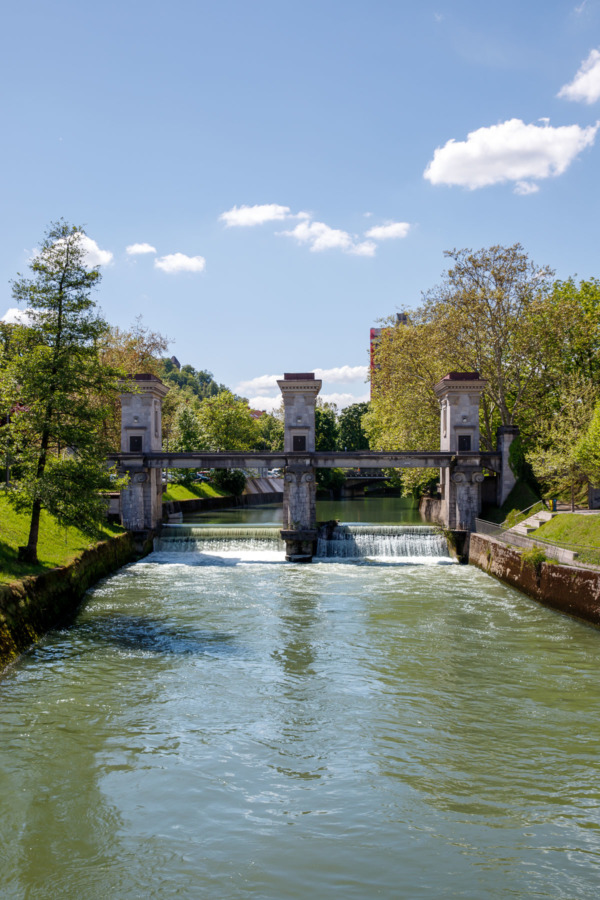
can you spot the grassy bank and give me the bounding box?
[534,513,600,566]
[0,493,123,585]
[161,483,228,503]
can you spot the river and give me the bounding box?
[1,498,599,899]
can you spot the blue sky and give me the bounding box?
[2,0,600,410]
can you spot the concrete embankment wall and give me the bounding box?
[0,532,145,671]
[418,497,444,526]
[469,533,600,627]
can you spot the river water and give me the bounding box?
[1,498,600,899]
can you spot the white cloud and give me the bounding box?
[320,392,370,409]
[558,48,600,104]
[514,181,540,195]
[236,374,283,396]
[154,253,206,274]
[281,220,376,256]
[365,221,411,240]
[237,366,368,402]
[1,307,34,325]
[77,234,113,266]
[220,203,292,227]
[248,395,283,413]
[424,118,599,191]
[126,242,157,255]
[349,240,377,257]
[314,365,368,383]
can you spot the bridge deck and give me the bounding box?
[110,451,501,471]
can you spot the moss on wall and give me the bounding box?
[0,532,144,670]
[469,533,600,627]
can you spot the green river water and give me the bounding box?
[1,498,600,898]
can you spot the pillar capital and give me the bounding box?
[277,373,322,453]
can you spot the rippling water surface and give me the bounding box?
[1,509,600,898]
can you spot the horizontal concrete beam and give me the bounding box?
[109,451,501,471]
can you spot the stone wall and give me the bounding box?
[469,533,600,627]
[418,497,444,526]
[0,532,144,671]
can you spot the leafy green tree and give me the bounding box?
[196,390,259,451]
[528,374,597,511]
[5,221,123,563]
[338,402,370,450]
[575,401,600,486]
[315,403,338,451]
[172,403,206,486]
[254,410,284,452]
[212,468,246,496]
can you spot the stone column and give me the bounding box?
[277,373,322,561]
[434,372,487,531]
[496,425,519,507]
[119,374,169,533]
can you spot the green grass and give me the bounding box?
[534,513,600,565]
[0,493,123,585]
[162,482,228,502]
[482,480,542,524]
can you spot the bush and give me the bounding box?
[211,469,247,497]
[521,546,547,574]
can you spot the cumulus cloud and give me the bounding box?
[154,253,206,273]
[365,221,411,240]
[424,118,599,191]
[220,204,293,227]
[281,220,377,256]
[76,234,113,266]
[126,242,157,255]
[320,392,370,409]
[236,374,283,396]
[247,395,283,413]
[314,365,369,383]
[236,366,368,402]
[558,48,600,104]
[1,307,35,325]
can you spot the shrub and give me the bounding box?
[211,469,246,497]
[521,546,547,575]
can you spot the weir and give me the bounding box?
[114,369,519,558]
[155,522,452,562]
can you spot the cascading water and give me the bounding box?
[155,524,285,554]
[316,523,451,562]
[155,523,452,563]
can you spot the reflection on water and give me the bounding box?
[184,495,422,526]
[1,499,600,899]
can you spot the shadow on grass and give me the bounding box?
[0,538,51,583]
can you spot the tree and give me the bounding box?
[5,221,122,563]
[527,374,597,511]
[315,403,338,451]
[421,244,556,447]
[171,403,206,486]
[575,401,600,486]
[255,409,284,452]
[338,402,370,451]
[196,390,259,451]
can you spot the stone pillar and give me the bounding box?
[119,374,169,532]
[496,425,519,507]
[434,372,487,531]
[277,373,322,561]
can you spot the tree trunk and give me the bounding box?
[18,497,42,564]
[20,422,52,565]
[571,482,575,512]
